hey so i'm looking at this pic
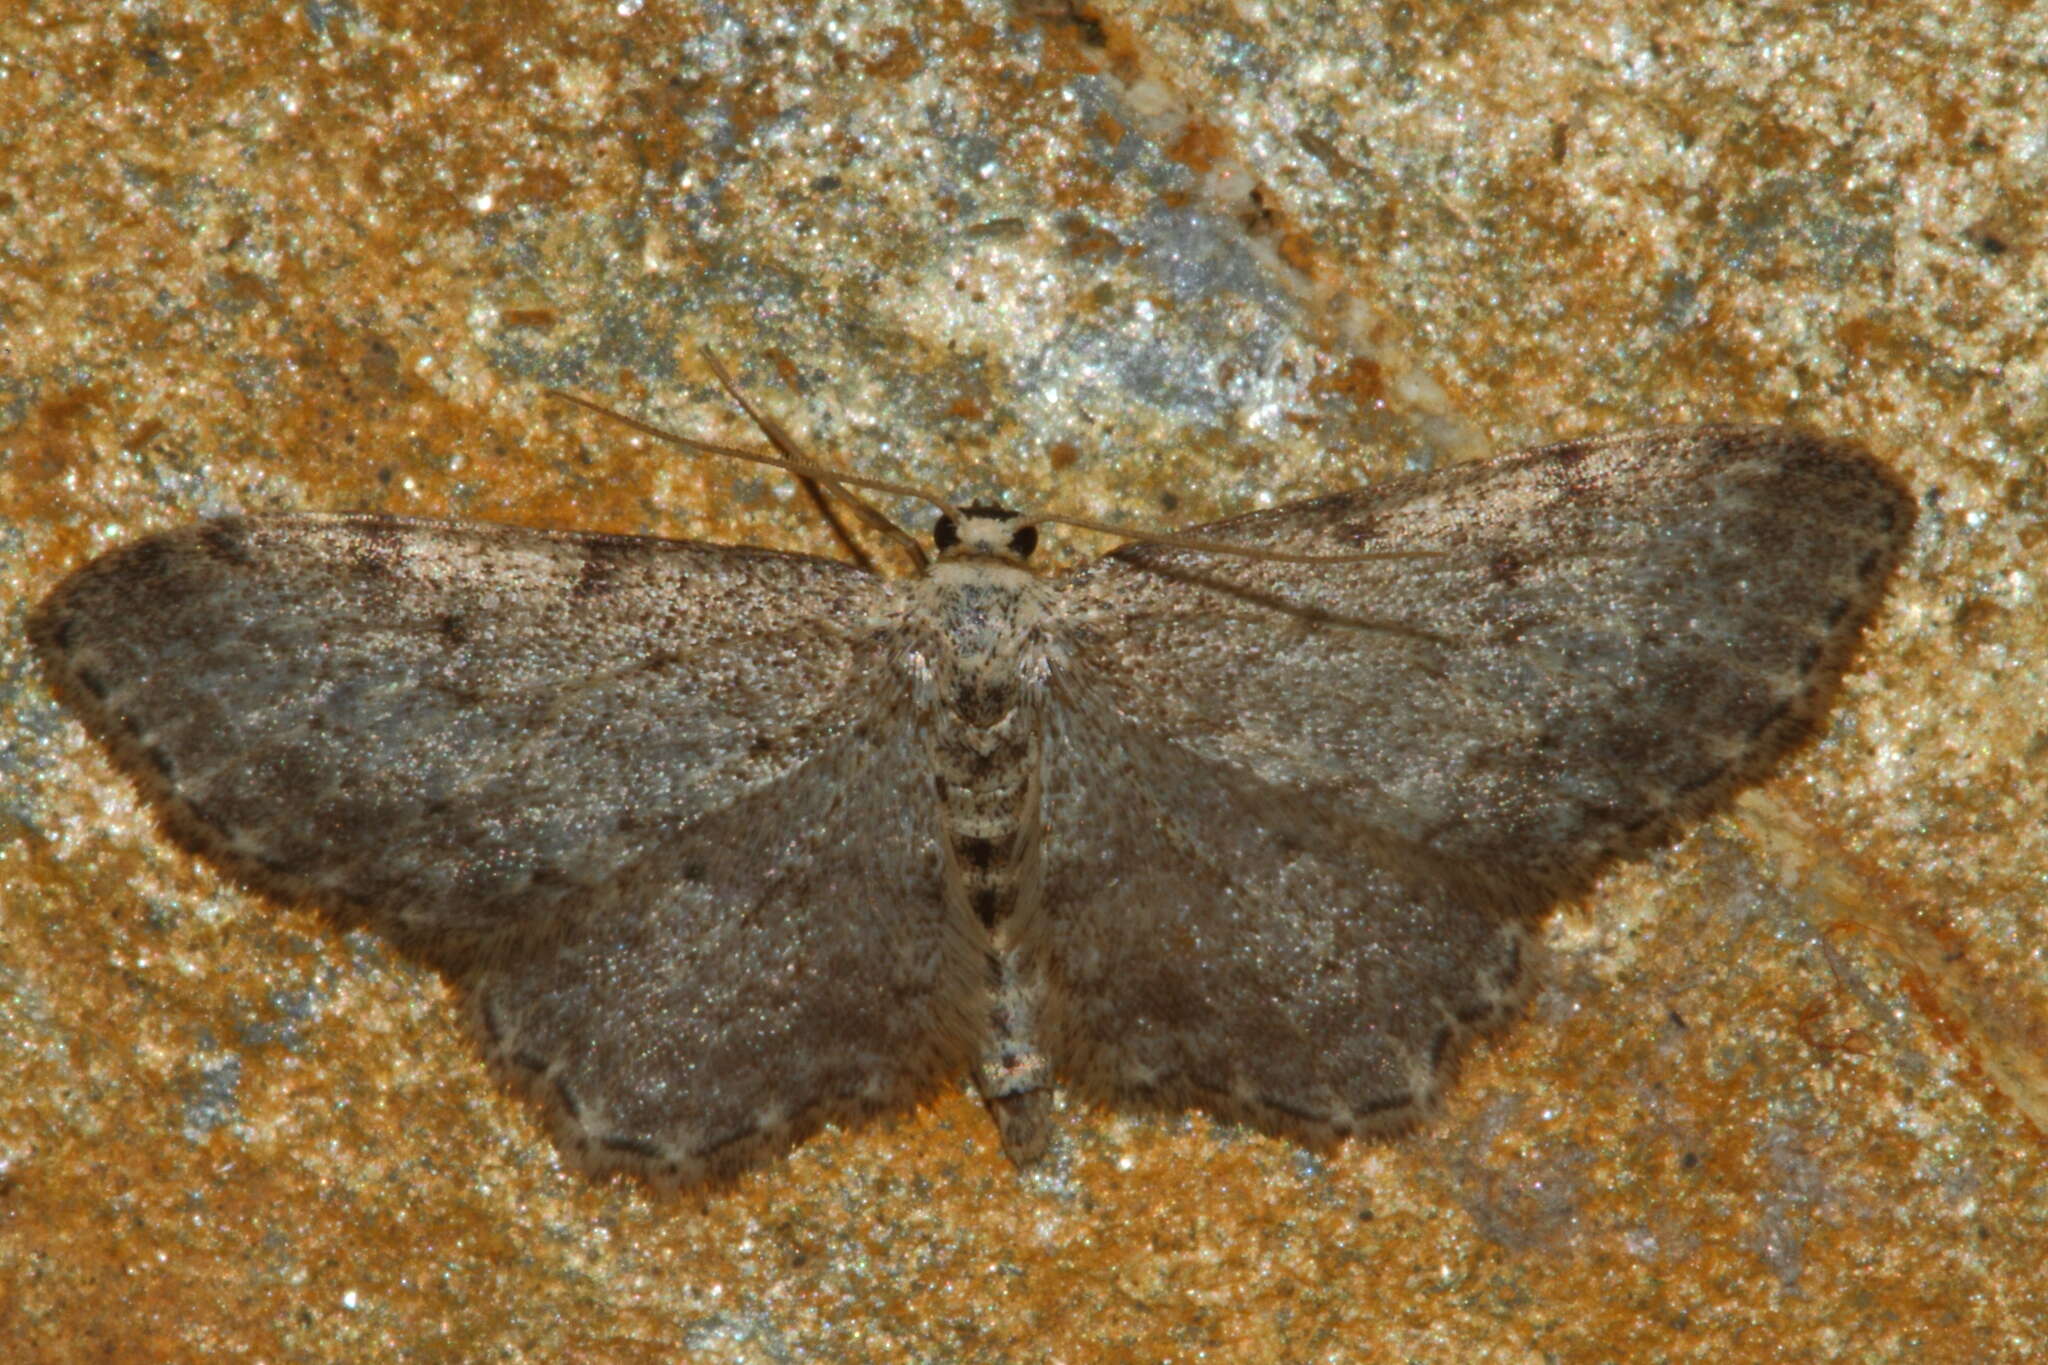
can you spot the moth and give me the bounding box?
[32,390,1913,1188]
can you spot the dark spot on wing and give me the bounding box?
[1674,762,1729,797]
[198,522,255,567]
[523,865,589,894]
[972,885,1001,927]
[431,681,485,708]
[600,1133,666,1159]
[1332,513,1387,545]
[1746,699,1793,740]
[572,544,632,601]
[117,538,174,583]
[1257,1093,1326,1124]
[553,1076,584,1121]
[694,1124,761,1157]
[39,612,75,652]
[180,797,226,833]
[343,522,405,578]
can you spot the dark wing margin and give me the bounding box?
[30,514,893,958]
[1037,427,1910,1144]
[1058,426,1914,904]
[1038,683,1532,1144]
[464,679,986,1189]
[33,513,989,1187]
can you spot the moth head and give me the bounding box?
[933,503,1039,562]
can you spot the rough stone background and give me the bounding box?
[3,1,2042,1360]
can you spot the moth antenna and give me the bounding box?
[698,350,930,572]
[546,379,951,572]
[552,369,1430,569]
[1024,508,1444,566]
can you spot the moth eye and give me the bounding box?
[1008,524,1038,558]
[933,515,959,550]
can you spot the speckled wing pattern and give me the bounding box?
[31,517,985,1185]
[32,425,1912,1186]
[1038,426,1912,1140]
